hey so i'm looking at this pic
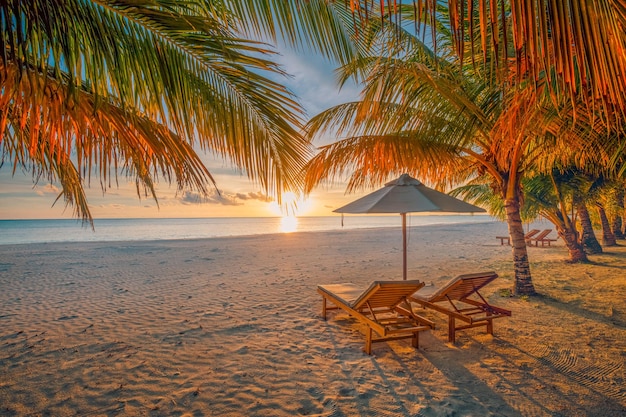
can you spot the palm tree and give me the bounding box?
[303,2,624,293]
[592,179,626,246]
[575,194,603,255]
[1,0,362,222]
[523,170,591,262]
[301,11,559,294]
[597,202,618,246]
[583,177,622,247]
[610,187,625,239]
[457,167,622,263]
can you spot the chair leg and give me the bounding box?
[448,317,456,343]
[321,298,327,320]
[412,331,419,349]
[486,319,493,335]
[365,328,372,355]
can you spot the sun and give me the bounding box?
[268,192,313,217]
[267,192,314,233]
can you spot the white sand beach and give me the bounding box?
[0,221,624,416]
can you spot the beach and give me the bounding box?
[0,221,624,416]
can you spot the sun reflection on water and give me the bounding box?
[280,215,298,233]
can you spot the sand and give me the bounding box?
[0,221,624,416]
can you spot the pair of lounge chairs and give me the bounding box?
[496,229,557,247]
[526,229,558,247]
[496,229,539,245]
[318,272,511,354]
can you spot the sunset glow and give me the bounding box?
[268,192,314,217]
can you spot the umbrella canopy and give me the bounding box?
[334,174,485,279]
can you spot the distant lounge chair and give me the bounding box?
[318,280,434,354]
[409,272,511,343]
[496,229,540,246]
[526,229,558,247]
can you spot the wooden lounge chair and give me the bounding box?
[496,229,540,246]
[526,229,557,246]
[409,272,511,343]
[318,280,435,354]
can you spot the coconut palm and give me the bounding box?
[575,195,603,255]
[563,147,626,249]
[591,179,625,246]
[603,137,626,239]
[303,1,624,293]
[0,0,363,222]
[581,177,622,248]
[522,159,626,261]
[597,203,618,246]
[302,12,556,294]
[450,180,541,225]
[610,187,625,239]
[521,170,589,262]
[455,167,619,262]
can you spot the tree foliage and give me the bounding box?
[0,0,361,221]
[333,1,626,124]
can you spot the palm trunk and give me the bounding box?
[504,198,535,295]
[597,204,617,246]
[554,221,588,262]
[611,189,624,239]
[612,216,624,239]
[575,197,602,254]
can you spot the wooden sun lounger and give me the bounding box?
[318,280,435,355]
[496,229,540,246]
[526,229,558,246]
[409,272,511,343]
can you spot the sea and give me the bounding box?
[0,215,496,245]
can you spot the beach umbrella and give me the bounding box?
[334,174,486,280]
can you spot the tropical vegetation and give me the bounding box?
[302,2,626,294]
[4,1,626,296]
[0,0,359,222]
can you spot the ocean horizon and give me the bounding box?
[0,214,497,245]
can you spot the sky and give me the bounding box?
[0,46,367,220]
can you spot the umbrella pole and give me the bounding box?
[402,213,407,280]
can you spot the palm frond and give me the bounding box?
[3,0,356,220]
[417,0,626,123]
[304,132,467,193]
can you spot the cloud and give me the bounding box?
[34,183,60,196]
[179,191,213,205]
[235,192,272,202]
[179,190,243,206]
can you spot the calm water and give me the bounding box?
[0,215,495,245]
